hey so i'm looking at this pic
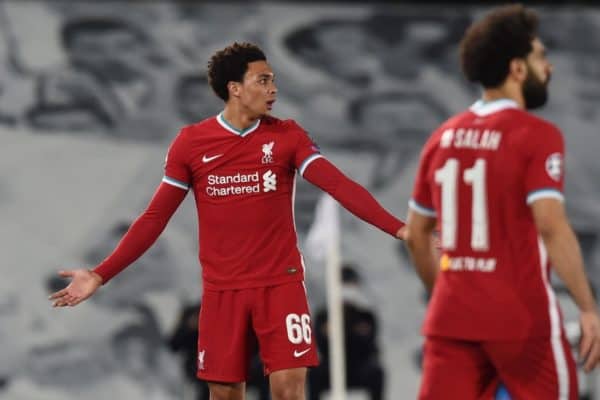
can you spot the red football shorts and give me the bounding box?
[419,335,578,400]
[196,281,319,382]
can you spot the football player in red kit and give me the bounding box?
[49,42,405,400]
[405,5,600,400]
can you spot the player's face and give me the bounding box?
[239,60,277,117]
[522,38,552,110]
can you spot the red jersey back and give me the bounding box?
[410,99,566,340]
[163,113,322,290]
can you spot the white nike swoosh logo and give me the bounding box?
[202,154,224,163]
[293,348,311,358]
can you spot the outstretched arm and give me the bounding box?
[49,182,187,307]
[302,157,405,239]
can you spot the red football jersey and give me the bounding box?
[164,113,322,290]
[410,99,566,340]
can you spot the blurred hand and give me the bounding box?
[48,269,103,308]
[396,225,407,240]
[579,310,600,372]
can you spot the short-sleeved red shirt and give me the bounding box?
[410,99,566,340]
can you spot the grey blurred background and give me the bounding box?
[1,1,599,399]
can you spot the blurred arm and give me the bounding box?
[532,198,596,312]
[532,198,600,372]
[404,209,438,292]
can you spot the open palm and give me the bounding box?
[48,269,103,307]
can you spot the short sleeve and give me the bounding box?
[525,123,565,205]
[162,129,192,191]
[290,121,323,176]
[408,139,437,218]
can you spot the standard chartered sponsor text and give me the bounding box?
[206,171,275,197]
[208,172,259,185]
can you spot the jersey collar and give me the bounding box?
[469,98,519,117]
[217,112,261,137]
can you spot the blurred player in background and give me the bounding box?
[405,5,600,399]
[49,42,405,400]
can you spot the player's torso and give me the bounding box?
[425,105,554,339]
[186,119,297,204]
[184,116,304,289]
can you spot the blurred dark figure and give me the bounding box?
[309,264,384,400]
[168,302,209,400]
[247,354,271,400]
[112,322,181,399]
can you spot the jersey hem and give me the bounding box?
[526,189,564,204]
[409,199,437,217]
[196,371,248,383]
[299,153,323,176]
[266,359,320,375]
[202,273,305,291]
[162,176,190,190]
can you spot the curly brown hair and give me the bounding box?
[460,4,539,88]
[207,42,267,102]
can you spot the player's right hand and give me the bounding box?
[48,269,103,308]
[579,310,600,372]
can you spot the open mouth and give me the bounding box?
[266,100,276,110]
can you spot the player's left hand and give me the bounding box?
[579,310,600,372]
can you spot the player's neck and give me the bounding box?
[221,105,261,131]
[482,86,525,109]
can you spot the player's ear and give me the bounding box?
[227,81,241,98]
[508,58,527,83]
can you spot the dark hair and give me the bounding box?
[207,42,267,102]
[111,324,158,364]
[460,4,539,88]
[61,18,148,50]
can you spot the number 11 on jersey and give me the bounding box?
[435,158,489,251]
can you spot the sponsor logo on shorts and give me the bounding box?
[293,348,311,358]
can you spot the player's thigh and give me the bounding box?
[252,281,319,375]
[207,381,245,400]
[269,367,307,400]
[485,335,578,400]
[419,336,496,400]
[197,289,255,382]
